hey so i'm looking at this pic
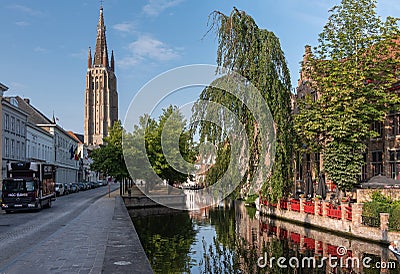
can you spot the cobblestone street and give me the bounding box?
[0,185,153,274]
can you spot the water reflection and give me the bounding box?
[130,201,400,273]
[132,212,197,273]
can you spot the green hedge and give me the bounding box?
[390,204,400,231]
[362,192,400,231]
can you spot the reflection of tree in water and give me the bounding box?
[208,201,237,249]
[202,205,328,273]
[199,235,331,274]
[132,213,197,274]
[132,204,400,273]
[201,203,263,273]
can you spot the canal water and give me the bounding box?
[130,201,400,274]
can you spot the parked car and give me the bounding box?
[55,183,65,196]
[70,183,79,193]
[85,182,91,190]
[64,183,70,195]
[77,182,86,191]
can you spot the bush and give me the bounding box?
[370,191,392,203]
[245,194,258,205]
[389,204,400,231]
[363,201,392,217]
[363,192,400,231]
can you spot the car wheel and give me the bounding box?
[5,210,11,214]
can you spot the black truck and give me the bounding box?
[1,162,56,213]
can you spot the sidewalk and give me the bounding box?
[0,190,153,274]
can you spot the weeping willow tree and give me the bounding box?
[192,8,294,202]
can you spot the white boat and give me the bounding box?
[389,245,400,263]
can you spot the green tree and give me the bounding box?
[295,0,400,191]
[192,8,294,202]
[123,114,159,183]
[123,106,196,186]
[151,106,196,185]
[90,121,129,181]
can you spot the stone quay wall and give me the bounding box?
[259,217,398,273]
[123,194,186,209]
[260,198,400,243]
[356,188,400,203]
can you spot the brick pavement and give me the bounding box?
[0,191,153,274]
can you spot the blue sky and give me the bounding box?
[0,0,399,133]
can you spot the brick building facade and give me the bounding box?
[295,45,400,184]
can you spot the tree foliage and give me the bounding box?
[124,106,196,185]
[123,114,159,183]
[192,8,294,202]
[295,0,400,191]
[150,106,196,184]
[90,120,129,181]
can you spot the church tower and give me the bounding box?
[84,6,118,145]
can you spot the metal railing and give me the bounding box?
[290,199,300,212]
[362,215,380,227]
[303,201,315,214]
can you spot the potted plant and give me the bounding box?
[341,196,350,203]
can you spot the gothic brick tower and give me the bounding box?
[84,6,118,145]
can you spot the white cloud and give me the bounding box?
[8,4,42,16]
[113,22,136,33]
[130,35,180,61]
[119,35,181,68]
[15,21,30,27]
[142,0,184,17]
[34,46,46,53]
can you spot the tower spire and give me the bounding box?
[111,50,115,71]
[88,47,92,68]
[85,3,118,146]
[93,6,108,67]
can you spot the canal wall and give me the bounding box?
[258,217,398,273]
[122,184,186,209]
[260,199,400,243]
[123,194,186,209]
[237,201,397,274]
